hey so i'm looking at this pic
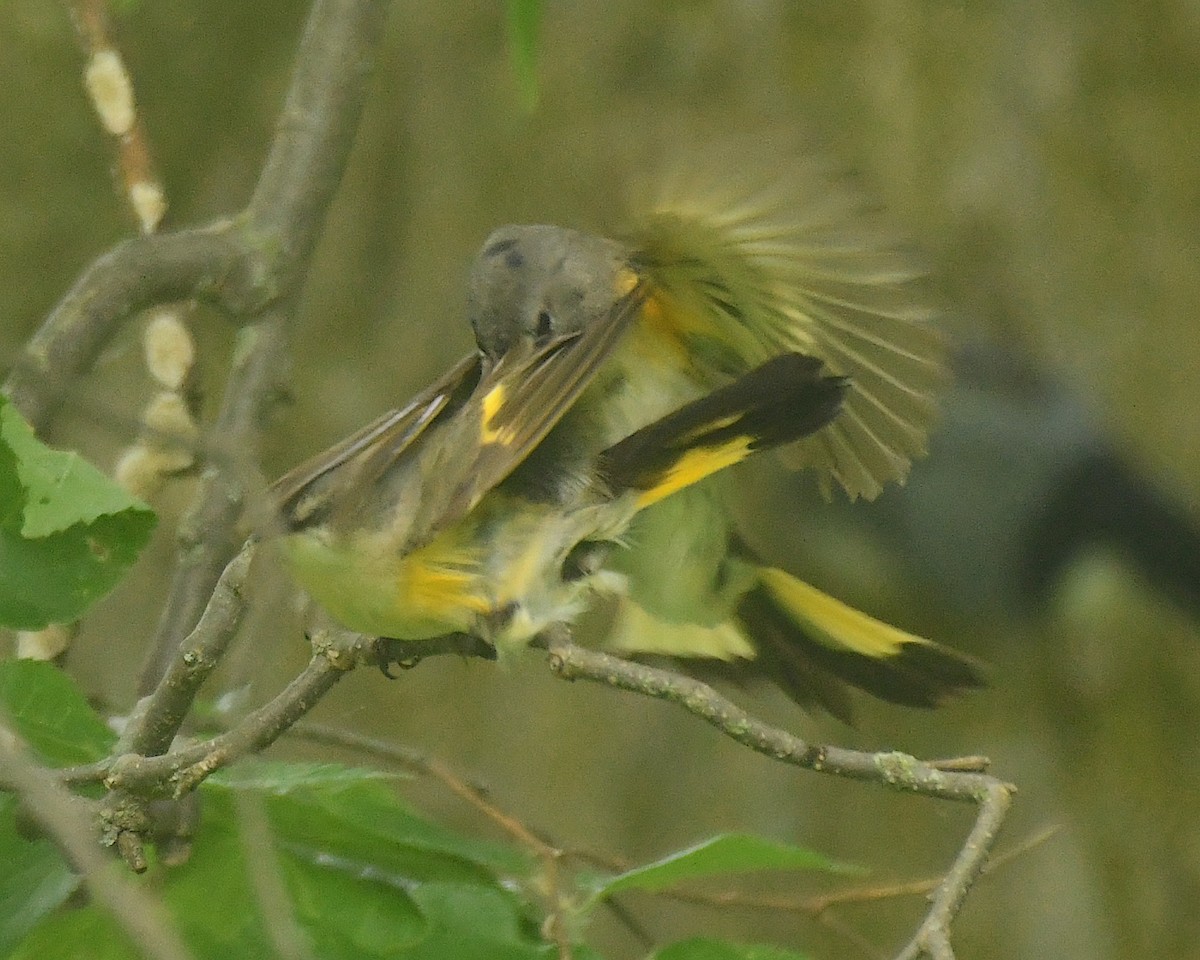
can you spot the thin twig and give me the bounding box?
[372,632,498,671]
[68,0,206,517]
[87,629,368,874]
[544,637,1001,802]
[101,644,355,872]
[6,0,393,432]
[137,0,394,694]
[654,824,1057,958]
[234,793,315,960]
[893,781,1011,960]
[291,723,550,853]
[105,631,369,803]
[68,0,167,233]
[805,824,1059,915]
[541,633,1014,960]
[100,537,255,870]
[126,542,257,758]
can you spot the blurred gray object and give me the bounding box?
[787,340,1200,622]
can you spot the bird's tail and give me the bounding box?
[734,566,984,721]
[607,563,984,723]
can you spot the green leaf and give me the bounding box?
[402,882,558,960]
[278,847,426,959]
[651,936,812,960]
[590,833,859,900]
[135,797,273,956]
[0,795,79,957]
[209,758,404,794]
[0,662,110,951]
[505,0,541,110]
[0,396,156,630]
[8,794,274,960]
[8,782,556,960]
[8,907,141,960]
[0,659,116,765]
[2,398,145,538]
[0,662,111,952]
[208,759,531,882]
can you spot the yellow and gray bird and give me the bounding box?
[274,345,847,655]
[276,159,983,720]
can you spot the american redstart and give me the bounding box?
[275,348,846,649]
[275,161,983,720]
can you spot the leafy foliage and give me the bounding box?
[0,659,117,765]
[0,660,114,954]
[0,664,850,959]
[589,833,859,901]
[0,396,155,630]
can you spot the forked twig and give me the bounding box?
[542,631,1014,960]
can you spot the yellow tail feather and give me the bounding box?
[756,566,931,658]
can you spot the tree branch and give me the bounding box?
[5,224,243,428]
[5,0,393,432]
[245,0,390,283]
[134,320,285,695]
[3,0,395,880]
[541,633,1014,960]
[126,542,256,759]
[131,0,393,695]
[105,628,370,803]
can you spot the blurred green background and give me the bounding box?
[4,1,1200,958]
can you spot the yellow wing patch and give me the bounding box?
[633,294,693,358]
[635,437,752,509]
[480,383,519,446]
[614,266,641,298]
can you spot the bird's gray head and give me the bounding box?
[468,224,633,359]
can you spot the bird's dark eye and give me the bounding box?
[483,237,518,258]
[482,237,524,270]
[535,310,553,344]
